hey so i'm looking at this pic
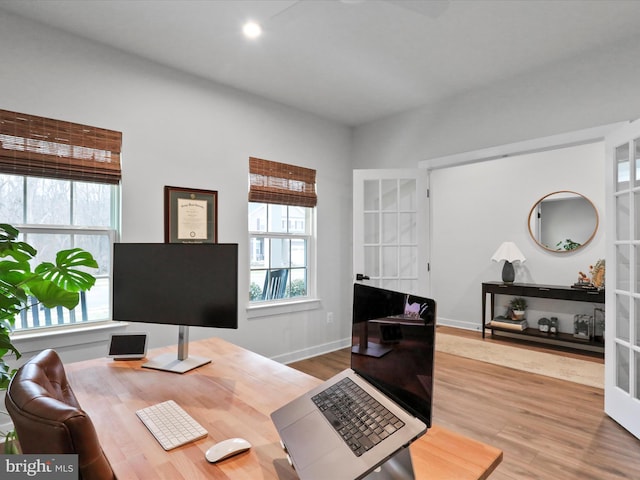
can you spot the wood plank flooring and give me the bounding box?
[288,327,640,480]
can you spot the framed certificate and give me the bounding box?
[164,186,218,243]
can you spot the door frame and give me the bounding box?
[419,123,626,171]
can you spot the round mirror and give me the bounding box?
[528,191,599,253]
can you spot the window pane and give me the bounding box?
[399,179,416,211]
[617,244,630,291]
[288,268,307,298]
[617,142,630,191]
[364,180,379,211]
[291,238,307,267]
[249,237,266,268]
[27,177,70,225]
[399,246,417,278]
[635,351,640,400]
[617,343,630,393]
[289,206,308,234]
[381,180,397,211]
[25,232,71,264]
[616,194,630,240]
[399,213,416,244]
[249,237,271,268]
[249,203,267,232]
[249,270,268,301]
[268,204,287,233]
[84,277,110,322]
[616,294,630,342]
[270,238,290,268]
[0,174,24,224]
[635,298,640,347]
[364,246,379,277]
[364,213,379,244]
[382,246,398,277]
[635,192,640,240]
[75,233,111,276]
[382,213,397,244]
[73,182,112,227]
[635,138,640,187]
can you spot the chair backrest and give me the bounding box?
[5,349,116,480]
[262,269,288,300]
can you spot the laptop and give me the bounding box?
[271,283,436,480]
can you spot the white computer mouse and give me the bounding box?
[205,437,251,463]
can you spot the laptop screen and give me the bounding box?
[351,283,436,427]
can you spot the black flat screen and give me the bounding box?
[351,283,436,427]
[112,243,238,329]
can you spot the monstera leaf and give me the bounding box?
[33,248,98,297]
[0,224,98,388]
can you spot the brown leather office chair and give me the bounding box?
[5,349,116,480]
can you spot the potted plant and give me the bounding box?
[509,297,528,320]
[0,223,98,452]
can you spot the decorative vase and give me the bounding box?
[502,261,515,283]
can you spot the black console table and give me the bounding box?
[482,281,605,353]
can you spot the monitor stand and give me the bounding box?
[351,321,391,358]
[142,325,211,374]
[364,447,415,480]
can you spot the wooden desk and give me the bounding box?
[66,338,502,480]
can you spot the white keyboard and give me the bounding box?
[136,400,208,450]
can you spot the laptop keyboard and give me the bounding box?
[312,377,405,457]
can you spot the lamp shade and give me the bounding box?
[491,242,526,263]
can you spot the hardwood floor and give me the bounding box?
[288,327,640,480]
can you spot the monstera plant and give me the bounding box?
[0,223,98,451]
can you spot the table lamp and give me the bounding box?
[491,242,526,283]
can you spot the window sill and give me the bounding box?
[246,298,321,319]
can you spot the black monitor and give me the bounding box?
[351,283,436,427]
[112,243,238,373]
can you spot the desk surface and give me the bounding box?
[66,338,502,480]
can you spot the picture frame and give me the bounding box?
[164,186,218,243]
[573,314,592,340]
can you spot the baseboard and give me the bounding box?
[272,337,351,365]
[437,318,479,332]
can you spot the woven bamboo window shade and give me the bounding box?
[0,109,122,184]
[249,157,317,207]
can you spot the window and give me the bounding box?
[248,157,316,303]
[0,109,121,330]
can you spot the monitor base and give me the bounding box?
[142,353,211,374]
[352,342,392,358]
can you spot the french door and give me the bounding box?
[605,118,640,439]
[352,169,429,295]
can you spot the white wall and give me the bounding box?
[0,12,353,365]
[430,142,605,333]
[352,35,640,170]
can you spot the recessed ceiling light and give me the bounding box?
[243,21,262,39]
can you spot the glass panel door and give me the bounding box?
[354,169,429,295]
[605,119,640,439]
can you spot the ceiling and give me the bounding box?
[2,0,640,127]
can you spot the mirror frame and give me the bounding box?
[527,190,599,253]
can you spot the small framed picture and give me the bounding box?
[573,314,592,340]
[164,186,218,243]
